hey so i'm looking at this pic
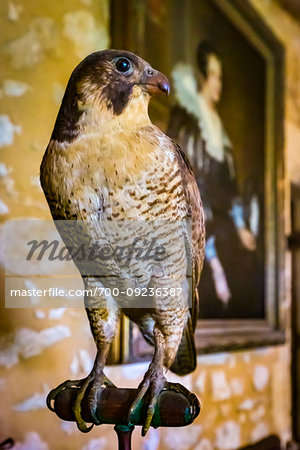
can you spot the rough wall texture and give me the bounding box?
[0,0,296,449]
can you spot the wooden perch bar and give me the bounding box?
[51,384,200,428]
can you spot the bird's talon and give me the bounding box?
[48,372,115,433]
[46,393,56,412]
[46,379,81,411]
[127,383,148,425]
[87,381,104,425]
[75,416,94,433]
[142,409,155,436]
[128,369,166,434]
[165,382,191,397]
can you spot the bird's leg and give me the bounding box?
[128,326,167,436]
[47,302,119,433]
[47,340,114,432]
[75,305,120,432]
[74,339,116,432]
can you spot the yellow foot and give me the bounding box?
[47,373,116,433]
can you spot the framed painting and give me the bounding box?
[109,0,285,362]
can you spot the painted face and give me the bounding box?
[202,54,222,104]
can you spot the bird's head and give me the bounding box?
[52,50,170,142]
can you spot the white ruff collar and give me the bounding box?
[171,62,232,161]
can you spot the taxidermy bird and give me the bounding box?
[41,49,205,436]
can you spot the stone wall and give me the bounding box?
[0,0,297,449]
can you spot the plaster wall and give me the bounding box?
[0,1,296,449]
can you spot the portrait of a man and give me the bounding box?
[168,40,264,320]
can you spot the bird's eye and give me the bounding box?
[115,57,132,74]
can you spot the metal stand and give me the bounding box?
[114,425,135,450]
[47,384,200,449]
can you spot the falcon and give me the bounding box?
[41,49,205,435]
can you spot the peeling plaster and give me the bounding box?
[30,141,43,152]
[23,196,48,210]
[24,279,41,305]
[250,405,266,422]
[12,432,48,450]
[228,356,236,368]
[239,399,256,410]
[211,371,231,401]
[121,362,149,380]
[4,18,57,69]
[30,175,41,188]
[2,79,30,97]
[0,199,9,214]
[194,439,214,450]
[34,308,66,320]
[0,344,19,368]
[15,326,71,358]
[70,348,93,376]
[198,353,229,365]
[251,422,269,443]
[81,438,107,450]
[0,115,21,147]
[52,82,64,105]
[48,307,66,319]
[230,377,244,396]
[253,365,269,391]
[195,371,206,394]
[215,421,241,450]
[243,353,251,363]
[63,10,109,58]
[33,310,46,320]
[0,325,71,368]
[4,219,71,277]
[8,2,23,22]
[14,384,49,411]
[0,163,10,177]
[0,163,17,197]
[143,428,159,450]
[60,420,77,435]
[163,425,202,450]
[3,176,17,197]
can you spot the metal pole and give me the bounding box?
[114,425,135,450]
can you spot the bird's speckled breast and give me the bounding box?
[41,124,190,303]
[42,125,187,221]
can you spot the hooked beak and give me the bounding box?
[139,67,170,96]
